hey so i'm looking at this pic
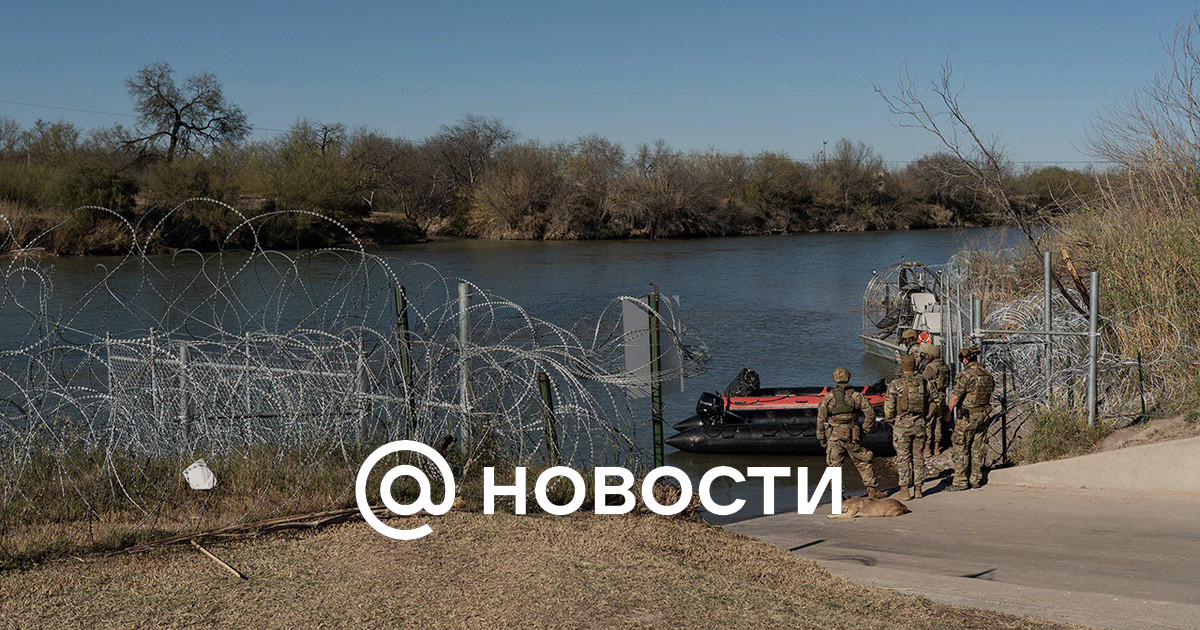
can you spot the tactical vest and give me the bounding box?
[963,364,995,408]
[829,386,855,419]
[896,374,928,415]
[926,360,950,399]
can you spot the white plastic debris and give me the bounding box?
[183,459,217,490]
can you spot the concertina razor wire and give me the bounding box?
[0,199,709,558]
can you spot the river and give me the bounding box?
[25,227,1015,519]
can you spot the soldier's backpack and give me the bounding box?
[896,374,928,415]
[965,364,995,407]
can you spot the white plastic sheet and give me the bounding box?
[183,459,217,490]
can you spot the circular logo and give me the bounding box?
[356,440,457,540]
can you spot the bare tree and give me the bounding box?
[426,114,517,189]
[0,115,19,154]
[1087,11,1200,205]
[876,60,1086,313]
[125,62,250,161]
[823,137,885,206]
[19,119,81,162]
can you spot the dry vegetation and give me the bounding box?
[0,446,363,569]
[1,84,1088,253]
[0,512,1077,630]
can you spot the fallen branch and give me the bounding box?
[116,505,390,555]
[191,539,247,580]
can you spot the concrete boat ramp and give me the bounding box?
[720,436,1200,629]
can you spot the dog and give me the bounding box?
[827,496,910,519]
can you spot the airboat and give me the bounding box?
[860,261,946,363]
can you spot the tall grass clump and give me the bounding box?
[1018,405,1109,463]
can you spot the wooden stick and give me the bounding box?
[191,539,247,580]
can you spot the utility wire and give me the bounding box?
[0,97,1108,165]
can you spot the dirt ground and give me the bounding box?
[1099,411,1200,451]
[0,512,1081,630]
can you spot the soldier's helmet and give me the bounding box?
[959,346,980,360]
[900,328,918,341]
[833,366,851,383]
[919,342,940,358]
[900,354,917,372]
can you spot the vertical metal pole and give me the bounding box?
[458,282,473,444]
[1001,365,1008,464]
[1138,350,1147,422]
[943,279,953,362]
[649,289,664,468]
[394,286,417,439]
[954,277,963,357]
[149,328,162,442]
[1043,251,1053,404]
[177,342,190,440]
[538,372,560,464]
[971,297,982,350]
[1087,271,1099,428]
[106,333,114,427]
[357,336,368,444]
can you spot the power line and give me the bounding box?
[395,85,1112,100]
[0,97,1108,165]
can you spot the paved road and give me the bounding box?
[724,480,1200,629]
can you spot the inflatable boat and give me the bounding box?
[664,370,893,455]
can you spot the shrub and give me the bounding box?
[1018,405,1109,463]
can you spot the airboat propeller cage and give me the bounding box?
[861,261,945,362]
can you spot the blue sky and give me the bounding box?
[1,2,1193,166]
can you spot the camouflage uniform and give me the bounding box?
[949,360,996,488]
[884,371,930,490]
[817,384,878,492]
[922,356,951,453]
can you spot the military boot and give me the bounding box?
[897,485,909,499]
[913,484,923,499]
[867,488,885,500]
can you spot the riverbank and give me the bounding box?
[0,199,998,258]
[0,511,1072,629]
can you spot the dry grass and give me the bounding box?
[0,445,363,568]
[0,511,1078,629]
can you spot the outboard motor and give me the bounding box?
[695,391,724,418]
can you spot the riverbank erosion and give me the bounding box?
[0,511,1074,629]
[727,434,1200,630]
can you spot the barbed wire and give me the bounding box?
[0,199,708,562]
[938,251,1192,461]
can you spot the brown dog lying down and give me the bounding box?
[827,496,910,519]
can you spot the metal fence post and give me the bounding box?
[177,342,190,441]
[649,289,664,468]
[1001,365,1008,464]
[1138,350,1147,422]
[357,336,369,444]
[458,282,473,445]
[395,286,417,440]
[1087,271,1099,427]
[1043,251,1053,404]
[538,371,560,464]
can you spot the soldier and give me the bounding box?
[944,346,996,491]
[884,355,930,499]
[920,343,951,456]
[817,367,885,500]
[899,328,921,358]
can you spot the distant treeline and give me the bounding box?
[0,113,1094,254]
